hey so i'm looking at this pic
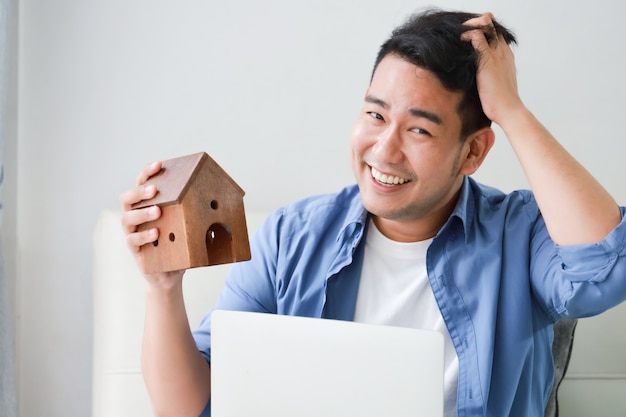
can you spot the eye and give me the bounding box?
[411,127,432,136]
[367,111,384,121]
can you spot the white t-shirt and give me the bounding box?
[353,219,459,417]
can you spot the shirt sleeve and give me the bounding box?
[192,210,281,362]
[537,206,626,320]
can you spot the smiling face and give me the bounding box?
[350,54,488,242]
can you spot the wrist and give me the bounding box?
[495,103,534,138]
[144,270,185,297]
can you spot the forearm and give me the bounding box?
[142,282,211,417]
[501,106,621,245]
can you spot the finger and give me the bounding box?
[120,204,161,234]
[462,13,499,49]
[136,161,163,187]
[463,12,496,28]
[119,184,158,212]
[461,26,491,54]
[126,227,160,253]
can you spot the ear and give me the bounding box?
[459,127,495,175]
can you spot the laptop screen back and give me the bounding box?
[210,310,444,417]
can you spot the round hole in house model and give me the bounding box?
[169,233,176,242]
[211,200,219,210]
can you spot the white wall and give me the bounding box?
[15,0,626,416]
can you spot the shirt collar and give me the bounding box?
[336,187,369,246]
[446,176,476,243]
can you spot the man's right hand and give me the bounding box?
[119,160,185,287]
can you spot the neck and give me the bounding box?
[371,186,462,243]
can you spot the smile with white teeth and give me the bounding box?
[371,167,410,185]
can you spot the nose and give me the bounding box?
[372,125,404,163]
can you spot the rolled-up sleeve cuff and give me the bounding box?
[557,207,626,283]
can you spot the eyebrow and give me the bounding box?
[365,94,443,125]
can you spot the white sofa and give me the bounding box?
[92,209,626,417]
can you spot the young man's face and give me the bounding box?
[350,54,472,241]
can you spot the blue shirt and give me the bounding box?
[193,176,626,416]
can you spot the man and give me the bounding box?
[120,9,626,417]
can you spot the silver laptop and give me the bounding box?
[210,310,444,417]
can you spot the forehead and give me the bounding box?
[369,54,463,118]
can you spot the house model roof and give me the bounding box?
[132,152,244,210]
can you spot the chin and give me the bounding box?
[360,195,403,221]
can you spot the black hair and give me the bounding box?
[373,8,517,139]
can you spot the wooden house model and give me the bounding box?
[132,152,251,274]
